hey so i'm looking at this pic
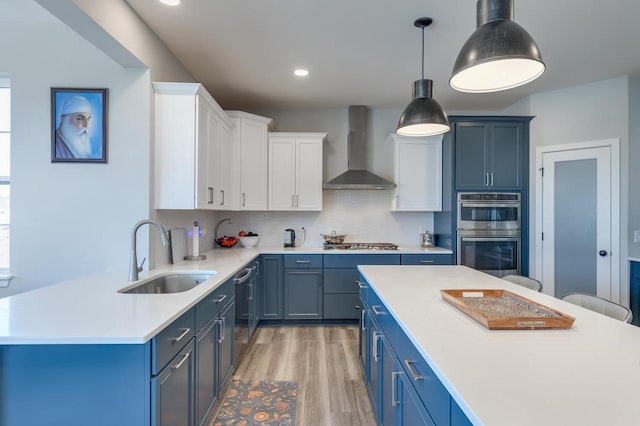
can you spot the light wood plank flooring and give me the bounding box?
[208,325,376,426]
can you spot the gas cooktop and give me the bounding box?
[323,242,399,251]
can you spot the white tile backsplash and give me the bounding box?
[158,191,435,252]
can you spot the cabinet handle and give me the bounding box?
[217,318,225,344]
[292,194,295,208]
[296,260,311,264]
[391,371,400,407]
[220,190,225,205]
[296,194,299,208]
[396,194,399,208]
[212,294,227,304]
[371,305,386,316]
[372,332,381,362]
[355,305,361,310]
[404,359,424,381]
[242,193,246,207]
[361,308,367,331]
[356,280,368,289]
[171,328,191,343]
[208,187,214,204]
[419,260,435,264]
[490,172,494,186]
[484,173,489,186]
[248,283,253,301]
[171,352,191,370]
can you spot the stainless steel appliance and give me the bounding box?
[233,264,255,362]
[284,228,296,247]
[457,192,521,277]
[322,242,399,250]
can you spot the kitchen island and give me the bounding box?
[358,265,640,426]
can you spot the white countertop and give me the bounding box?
[358,265,640,426]
[0,245,451,345]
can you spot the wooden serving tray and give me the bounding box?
[441,289,575,330]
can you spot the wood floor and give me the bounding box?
[208,325,376,426]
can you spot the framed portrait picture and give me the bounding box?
[51,88,108,163]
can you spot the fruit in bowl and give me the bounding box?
[238,231,259,248]
[215,235,238,248]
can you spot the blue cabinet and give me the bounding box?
[358,275,472,426]
[284,269,323,319]
[400,254,453,265]
[630,261,640,326]
[152,339,196,426]
[455,121,523,191]
[194,283,236,426]
[324,254,400,320]
[261,255,283,319]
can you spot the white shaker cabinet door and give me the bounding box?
[392,135,442,212]
[295,138,323,211]
[240,119,269,210]
[268,137,297,210]
[216,120,234,210]
[197,96,219,209]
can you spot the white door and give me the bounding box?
[240,121,268,210]
[539,142,617,300]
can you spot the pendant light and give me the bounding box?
[450,0,545,93]
[397,17,450,137]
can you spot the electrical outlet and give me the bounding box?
[635,230,640,243]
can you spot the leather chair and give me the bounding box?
[502,275,543,292]
[562,293,633,323]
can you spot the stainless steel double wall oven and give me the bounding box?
[457,192,521,277]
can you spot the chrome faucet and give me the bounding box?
[129,219,169,281]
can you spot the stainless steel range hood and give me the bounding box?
[323,106,396,190]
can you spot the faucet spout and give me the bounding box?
[129,219,169,282]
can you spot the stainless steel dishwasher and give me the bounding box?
[233,266,254,363]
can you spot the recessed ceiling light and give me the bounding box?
[294,69,309,77]
[158,0,180,6]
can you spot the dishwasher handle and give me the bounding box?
[233,268,253,284]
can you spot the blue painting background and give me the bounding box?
[54,90,104,159]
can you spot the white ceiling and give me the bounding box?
[60,1,640,111]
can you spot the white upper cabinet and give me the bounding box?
[268,133,325,211]
[391,134,443,212]
[226,111,273,211]
[153,82,232,210]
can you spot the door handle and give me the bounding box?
[171,352,190,370]
[208,187,214,204]
[404,360,424,381]
[171,328,191,343]
[220,190,225,205]
[242,192,246,207]
[212,294,227,304]
[356,280,368,289]
[490,172,494,186]
[599,250,608,257]
[361,308,366,331]
[372,332,381,362]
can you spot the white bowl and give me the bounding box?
[238,236,259,248]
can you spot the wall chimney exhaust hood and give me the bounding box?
[323,106,396,190]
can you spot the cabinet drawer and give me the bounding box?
[323,254,400,268]
[401,254,453,265]
[368,289,397,347]
[396,325,450,426]
[195,279,234,333]
[152,308,195,376]
[324,293,359,319]
[284,254,323,269]
[324,269,359,293]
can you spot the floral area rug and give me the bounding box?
[213,380,298,426]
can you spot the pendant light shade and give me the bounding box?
[397,17,450,137]
[450,0,545,93]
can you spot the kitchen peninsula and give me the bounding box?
[0,245,449,425]
[358,265,640,425]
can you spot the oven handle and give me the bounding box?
[461,237,519,242]
[460,203,520,208]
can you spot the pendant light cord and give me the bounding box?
[421,26,425,80]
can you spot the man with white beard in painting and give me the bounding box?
[54,96,93,159]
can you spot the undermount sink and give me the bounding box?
[118,273,215,294]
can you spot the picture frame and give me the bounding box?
[51,88,108,163]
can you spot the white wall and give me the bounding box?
[0,19,151,296]
[509,77,629,302]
